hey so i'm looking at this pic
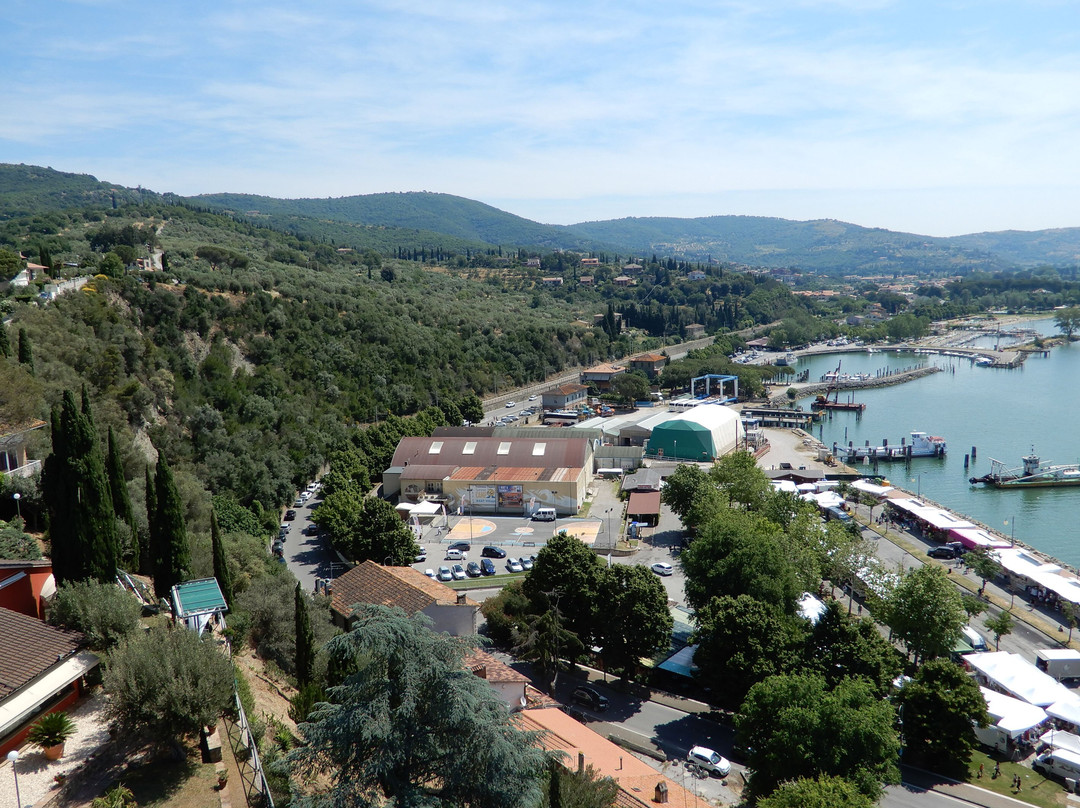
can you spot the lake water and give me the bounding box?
[792,319,1080,567]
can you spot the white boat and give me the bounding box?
[833,431,947,462]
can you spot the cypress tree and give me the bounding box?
[211,509,234,607]
[142,463,156,576]
[40,390,118,585]
[0,323,10,357]
[17,327,33,375]
[106,426,138,567]
[151,451,190,599]
[295,582,314,687]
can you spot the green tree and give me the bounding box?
[885,564,965,665]
[287,605,550,807]
[17,327,33,375]
[0,517,40,560]
[540,760,619,808]
[211,509,234,607]
[984,610,1014,651]
[693,594,806,708]
[681,510,803,614]
[896,659,990,773]
[98,252,125,278]
[711,449,770,509]
[48,579,141,651]
[354,496,418,565]
[295,582,315,687]
[1055,306,1080,338]
[612,372,650,404]
[805,601,903,696]
[523,534,606,646]
[360,249,382,281]
[459,393,485,424]
[736,673,900,802]
[965,548,1001,595]
[595,564,673,681]
[512,605,583,694]
[105,426,139,567]
[480,579,533,647]
[659,463,714,525]
[142,463,156,575]
[0,323,10,358]
[41,390,119,585]
[757,775,875,808]
[104,625,233,758]
[151,451,191,599]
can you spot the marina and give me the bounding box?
[794,317,1080,567]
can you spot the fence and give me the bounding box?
[228,686,275,808]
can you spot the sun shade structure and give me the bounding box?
[171,577,228,635]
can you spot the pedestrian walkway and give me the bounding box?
[902,765,1038,808]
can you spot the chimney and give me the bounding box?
[456,592,466,605]
[578,752,585,774]
[653,781,668,804]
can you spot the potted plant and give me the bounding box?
[28,711,76,760]
[217,769,229,790]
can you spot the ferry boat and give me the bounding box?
[775,352,797,367]
[833,431,947,462]
[969,452,1080,488]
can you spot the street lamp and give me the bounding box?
[12,492,20,520]
[911,472,923,498]
[7,750,21,808]
[673,439,678,461]
[1005,516,1015,545]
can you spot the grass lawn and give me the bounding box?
[966,750,1069,808]
[114,746,220,808]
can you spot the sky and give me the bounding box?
[4,1,1080,237]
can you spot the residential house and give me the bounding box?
[541,277,564,287]
[628,353,667,379]
[580,257,600,266]
[622,263,643,274]
[613,275,632,287]
[578,275,594,286]
[0,606,98,757]
[581,362,626,392]
[0,560,55,620]
[687,269,706,281]
[525,258,542,268]
[463,648,530,709]
[0,419,47,479]
[541,383,588,410]
[683,323,706,339]
[329,560,480,634]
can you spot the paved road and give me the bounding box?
[280,488,347,593]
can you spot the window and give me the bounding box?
[497,442,512,455]
[532,443,546,456]
[428,441,443,454]
[463,441,477,455]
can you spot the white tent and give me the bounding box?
[1047,696,1080,728]
[967,652,1074,707]
[851,479,894,498]
[1039,728,1080,755]
[981,687,1049,736]
[797,592,827,624]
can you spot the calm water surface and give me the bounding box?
[793,320,1080,566]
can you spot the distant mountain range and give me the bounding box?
[4,163,1080,273]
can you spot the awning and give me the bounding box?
[968,652,1073,707]
[1040,728,1080,755]
[395,500,442,515]
[657,645,698,678]
[0,651,99,736]
[1048,696,1080,727]
[981,687,1048,736]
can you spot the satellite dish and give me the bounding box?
[519,695,528,708]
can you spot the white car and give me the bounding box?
[437,566,453,582]
[300,491,312,502]
[506,558,523,573]
[687,746,730,777]
[529,394,538,401]
[505,401,516,408]
[451,564,467,580]
[651,562,674,576]
[425,568,436,579]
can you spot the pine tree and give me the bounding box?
[105,427,138,568]
[151,452,190,599]
[17,327,33,375]
[211,509,234,607]
[0,323,10,357]
[40,390,118,585]
[295,582,314,687]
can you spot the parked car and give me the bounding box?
[294,498,304,507]
[687,746,730,777]
[466,561,482,577]
[451,564,467,580]
[303,524,319,536]
[520,556,534,571]
[651,562,674,576]
[437,566,453,582]
[425,568,436,579]
[284,509,297,521]
[927,545,957,560]
[506,558,523,573]
[481,558,496,576]
[449,541,472,552]
[481,545,506,559]
[445,548,465,561]
[414,551,428,563]
[300,491,312,502]
[571,686,608,711]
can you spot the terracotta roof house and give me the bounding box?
[580,257,600,266]
[541,383,588,410]
[581,363,626,391]
[382,436,593,517]
[518,707,712,808]
[329,560,479,634]
[463,648,530,708]
[0,606,98,757]
[628,353,667,379]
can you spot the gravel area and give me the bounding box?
[1,692,111,808]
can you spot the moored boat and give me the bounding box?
[833,431,946,462]
[969,452,1080,488]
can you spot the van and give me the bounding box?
[961,625,988,652]
[532,507,557,522]
[1034,748,1080,782]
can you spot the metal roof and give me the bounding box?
[171,578,228,618]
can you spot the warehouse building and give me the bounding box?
[645,404,743,462]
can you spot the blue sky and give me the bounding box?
[4,1,1080,236]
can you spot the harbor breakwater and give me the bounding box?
[767,364,942,406]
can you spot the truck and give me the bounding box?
[1033,748,1080,784]
[1035,648,1080,682]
